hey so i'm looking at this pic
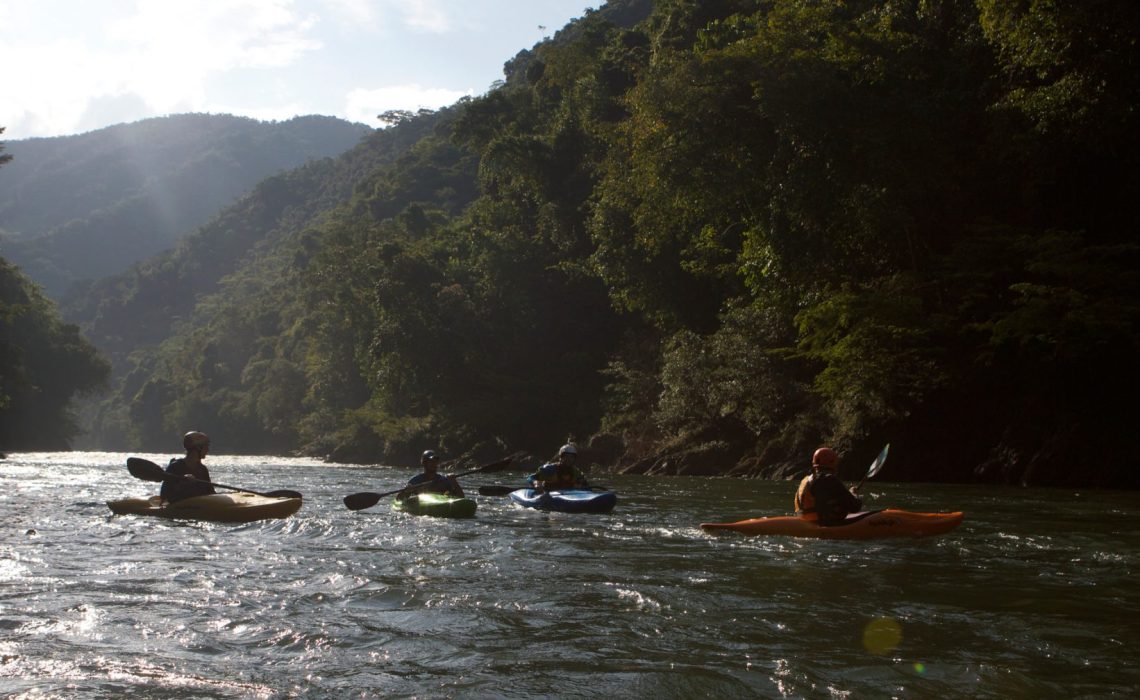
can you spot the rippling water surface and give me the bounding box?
[1,452,1137,698]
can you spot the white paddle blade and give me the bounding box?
[867,444,890,478]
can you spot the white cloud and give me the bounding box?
[322,0,382,30]
[399,0,451,34]
[345,84,471,125]
[0,0,322,138]
[107,0,320,70]
[317,0,454,36]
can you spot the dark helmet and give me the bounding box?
[183,431,210,451]
[421,450,439,463]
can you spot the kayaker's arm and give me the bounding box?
[445,475,465,498]
[527,465,552,492]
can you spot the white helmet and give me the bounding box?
[558,443,578,456]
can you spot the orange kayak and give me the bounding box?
[700,509,963,539]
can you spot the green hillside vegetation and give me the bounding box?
[0,114,370,297]
[55,0,1140,488]
[0,257,110,450]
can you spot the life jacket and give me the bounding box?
[545,470,580,489]
[794,473,820,521]
[533,462,586,489]
[795,470,860,525]
[160,457,215,503]
[406,472,453,494]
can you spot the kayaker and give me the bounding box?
[528,443,589,492]
[794,447,863,526]
[399,450,464,500]
[160,431,217,503]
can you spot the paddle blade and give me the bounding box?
[127,457,168,482]
[343,492,383,511]
[866,444,890,479]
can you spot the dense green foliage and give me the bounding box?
[59,0,1138,487]
[1,255,110,449]
[0,114,370,297]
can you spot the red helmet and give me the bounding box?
[183,431,210,451]
[812,447,838,470]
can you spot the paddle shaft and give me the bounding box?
[126,457,302,499]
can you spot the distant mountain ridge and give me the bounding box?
[0,113,371,297]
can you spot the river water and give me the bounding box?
[1,451,1137,698]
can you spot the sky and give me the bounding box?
[0,0,600,140]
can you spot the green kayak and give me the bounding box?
[392,492,477,518]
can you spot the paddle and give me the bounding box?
[477,484,611,496]
[852,443,890,493]
[126,457,303,499]
[342,457,513,511]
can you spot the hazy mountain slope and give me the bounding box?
[0,114,370,296]
[61,111,453,450]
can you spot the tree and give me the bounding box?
[0,257,110,449]
[0,127,11,166]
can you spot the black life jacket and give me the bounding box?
[160,457,215,503]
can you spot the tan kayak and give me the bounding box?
[108,493,302,523]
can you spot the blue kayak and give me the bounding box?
[508,488,617,514]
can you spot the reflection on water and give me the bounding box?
[0,451,1137,697]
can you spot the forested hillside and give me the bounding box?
[0,114,370,297]
[51,0,1140,488]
